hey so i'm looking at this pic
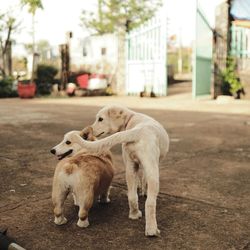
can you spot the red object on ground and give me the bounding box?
[77,74,89,89]
[18,83,36,98]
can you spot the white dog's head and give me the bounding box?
[91,105,129,137]
[50,127,95,160]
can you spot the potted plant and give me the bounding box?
[18,79,36,98]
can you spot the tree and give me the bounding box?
[20,0,43,83]
[25,39,50,63]
[0,13,18,77]
[80,0,162,94]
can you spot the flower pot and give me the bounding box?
[18,83,36,98]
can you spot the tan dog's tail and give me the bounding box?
[75,128,141,153]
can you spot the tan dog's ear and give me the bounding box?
[80,127,95,141]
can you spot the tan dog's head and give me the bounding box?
[50,127,95,160]
[91,105,128,137]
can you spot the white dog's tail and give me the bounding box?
[77,128,141,153]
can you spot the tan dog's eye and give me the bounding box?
[65,140,71,145]
[98,117,103,122]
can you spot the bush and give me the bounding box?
[221,57,243,97]
[0,77,18,98]
[36,64,58,95]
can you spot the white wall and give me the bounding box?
[82,34,118,66]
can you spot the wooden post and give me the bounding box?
[59,44,69,90]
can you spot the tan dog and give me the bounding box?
[72,105,170,236]
[50,127,114,228]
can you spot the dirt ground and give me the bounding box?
[0,97,250,250]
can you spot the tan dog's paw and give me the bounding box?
[77,218,89,228]
[129,210,142,220]
[54,216,67,225]
[145,227,161,237]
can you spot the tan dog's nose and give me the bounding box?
[50,149,56,155]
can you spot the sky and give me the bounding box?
[0,0,225,57]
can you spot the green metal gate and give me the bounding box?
[193,3,213,98]
[231,25,250,58]
[126,4,168,96]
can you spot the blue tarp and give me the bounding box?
[231,0,250,20]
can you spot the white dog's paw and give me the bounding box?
[129,210,142,220]
[77,218,89,228]
[54,216,67,225]
[145,227,161,237]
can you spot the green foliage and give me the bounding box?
[168,49,192,74]
[0,77,17,98]
[36,64,58,83]
[36,64,58,95]
[20,0,43,15]
[80,0,162,34]
[221,57,243,96]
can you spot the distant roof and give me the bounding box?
[230,0,250,20]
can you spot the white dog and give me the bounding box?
[73,105,169,236]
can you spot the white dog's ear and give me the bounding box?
[108,108,124,119]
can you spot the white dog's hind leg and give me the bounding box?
[123,152,142,220]
[144,164,160,237]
